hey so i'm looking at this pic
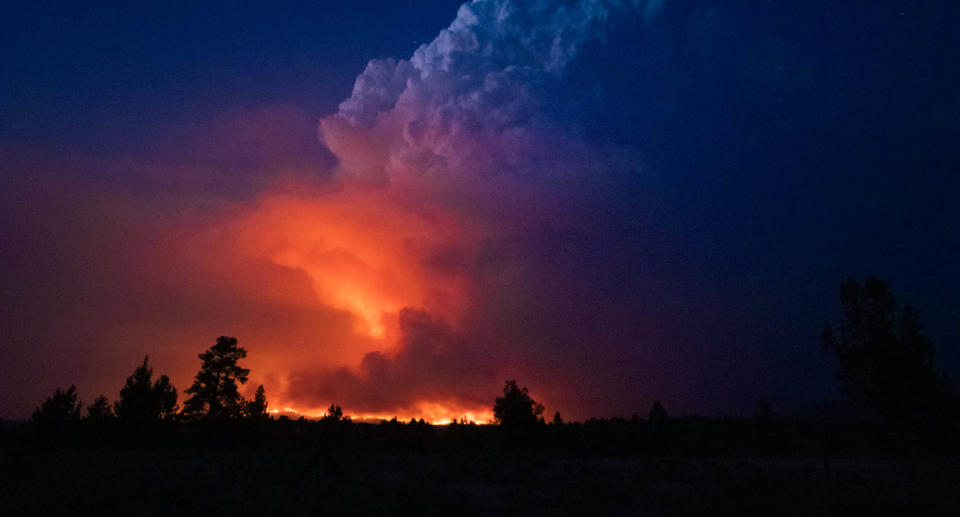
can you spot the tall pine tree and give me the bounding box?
[183,336,250,420]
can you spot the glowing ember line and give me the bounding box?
[265,402,493,425]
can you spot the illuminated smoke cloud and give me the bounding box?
[1,0,672,420]
[281,0,668,418]
[286,309,495,418]
[320,0,661,186]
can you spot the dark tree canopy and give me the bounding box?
[648,400,668,425]
[823,277,956,436]
[183,336,250,420]
[245,384,269,420]
[493,380,544,429]
[32,385,82,425]
[115,356,178,422]
[86,395,114,421]
[321,404,346,423]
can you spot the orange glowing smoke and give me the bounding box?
[189,180,492,419]
[229,186,473,338]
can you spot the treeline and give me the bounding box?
[7,373,957,456]
[6,277,960,455]
[2,394,943,457]
[29,336,268,427]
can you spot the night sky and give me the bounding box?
[2,0,958,422]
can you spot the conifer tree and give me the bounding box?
[115,356,178,422]
[183,336,250,420]
[32,385,82,425]
[245,384,268,420]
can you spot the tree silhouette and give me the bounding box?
[552,411,564,425]
[86,395,114,421]
[493,380,544,429]
[115,356,178,422]
[245,384,269,420]
[321,404,344,423]
[822,277,956,437]
[153,375,178,418]
[32,385,82,425]
[648,400,667,425]
[183,336,250,420]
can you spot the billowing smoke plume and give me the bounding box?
[322,0,661,186]
[273,0,671,418]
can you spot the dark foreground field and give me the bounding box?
[3,449,959,516]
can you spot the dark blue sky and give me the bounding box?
[0,1,463,149]
[1,0,958,419]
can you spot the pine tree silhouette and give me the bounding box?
[183,336,250,420]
